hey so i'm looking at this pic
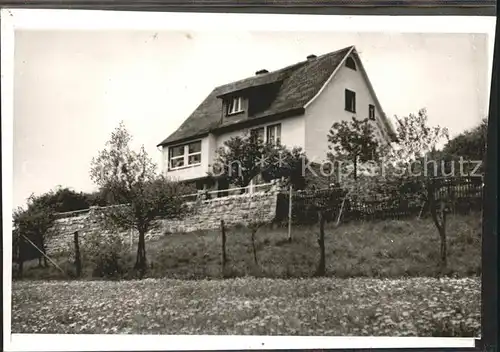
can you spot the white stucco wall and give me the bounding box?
[304,54,389,163]
[162,115,306,182]
[216,115,306,151]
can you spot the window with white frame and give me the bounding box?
[251,123,282,145]
[168,141,202,169]
[227,97,243,115]
[267,124,281,145]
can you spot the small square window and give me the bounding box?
[188,141,201,154]
[171,145,184,157]
[188,154,201,165]
[170,157,185,169]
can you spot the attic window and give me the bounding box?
[345,57,357,70]
[227,97,243,115]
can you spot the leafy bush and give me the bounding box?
[82,232,129,279]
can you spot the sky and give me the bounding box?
[12,29,492,209]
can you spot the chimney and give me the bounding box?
[307,54,317,60]
[255,69,269,75]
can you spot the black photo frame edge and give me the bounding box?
[0,2,497,352]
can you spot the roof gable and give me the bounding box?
[158,46,353,147]
[350,49,397,141]
[304,47,397,142]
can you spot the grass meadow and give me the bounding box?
[11,212,482,336]
[16,211,481,280]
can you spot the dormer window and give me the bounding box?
[345,57,357,71]
[227,97,243,115]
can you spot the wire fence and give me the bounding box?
[276,176,483,225]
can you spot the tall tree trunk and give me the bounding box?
[315,211,326,277]
[19,258,24,277]
[439,209,447,269]
[432,212,448,271]
[251,228,258,266]
[353,156,358,181]
[428,181,448,271]
[135,231,147,277]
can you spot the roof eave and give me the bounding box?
[157,132,210,148]
[211,108,305,135]
[157,108,305,148]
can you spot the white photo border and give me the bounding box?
[1,8,496,352]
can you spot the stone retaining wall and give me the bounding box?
[46,189,279,254]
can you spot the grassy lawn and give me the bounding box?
[149,212,481,279]
[17,212,481,280]
[11,277,480,336]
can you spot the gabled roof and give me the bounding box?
[158,45,396,147]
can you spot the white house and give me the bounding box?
[157,45,397,190]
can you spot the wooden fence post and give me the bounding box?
[288,185,293,242]
[315,211,326,277]
[220,220,227,276]
[74,231,82,278]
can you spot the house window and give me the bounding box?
[251,127,265,143]
[227,97,243,115]
[169,141,202,169]
[345,89,356,113]
[267,124,281,145]
[346,57,357,70]
[250,123,281,145]
[369,104,375,121]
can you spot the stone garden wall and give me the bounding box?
[46,189,279,254]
